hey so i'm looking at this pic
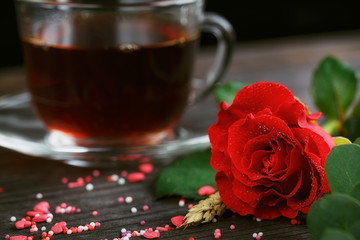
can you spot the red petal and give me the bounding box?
[230,82,296,117]
[216,172,254,216]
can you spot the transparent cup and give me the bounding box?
[13,0,235,165]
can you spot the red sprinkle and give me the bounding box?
[138,163,154,174]
[171,215,184,228]
[143,231,161,239]
[0,187,3,192]
[290,219,298,225]
[197,185,216,196]
[127,172,146,183]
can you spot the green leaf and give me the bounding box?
[351,99,360,118]
[354,138,360,145]
[155,148,216,199]
[350,182,360,201]
[320,229,356,240]
[311,56,357,120]
[325,144,360,194]
[213,81,248,104]
[343,116,360,142]
[349,220,360,239]
[333,136,351,146]
[307,193,360,240]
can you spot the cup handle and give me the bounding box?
[190,12,236,104]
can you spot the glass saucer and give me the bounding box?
[0,93,212,167]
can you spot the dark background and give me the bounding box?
[1,1,360,69]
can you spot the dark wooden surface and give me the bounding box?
[2,30,360,239]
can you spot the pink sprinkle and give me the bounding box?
[117,196,124,203]
[15,220,31,229]
[256,236,261,240]
[197,185,216,196]
[188,204,194,209]
[9,236,27,240]
[95,222,101,227]
[139,163,154,174]
[140,220,146,226]
[142,205,150,211]
[214,229,221,239]
[143,231,160,239]
[92,169,101,177]
[92,211,98,216]
[156,226,168,232]
[121,170,128,177]
[26,211,43,217]
[230,224,235,230]
[5,234,9,239]
[67,177,85,188]
[171,215,184,228]
[127,172,146,183]
[33,201,50,213]
[32,214,48,222]
[61,177,68,184]
[51,222,67,234]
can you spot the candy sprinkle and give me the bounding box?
[143,231,160,239]
[35,193,43,199]
[127,172,146,183]
[197,185,216,196]
[171,215,184,228]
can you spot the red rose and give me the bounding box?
[209,82,335,219]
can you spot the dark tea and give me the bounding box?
[22,15,199,145]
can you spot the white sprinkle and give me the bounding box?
[46,218,52,223]
[252,233,258,238]
[84,226,88,231]
[121,228,127,233]
[48,230,54,235]
[140,230,145,235]
[212,218,217,223]
[112,174,119,181]
[118,178,126,185]
[258,232,263,237]
[123,237,129,240]
[60,208,66,214]
[125,196,133,203]
[131,207,137,213]
[36,193,43,199]
[86,183,94,191]
[178,200,185,207]
[47,213,53,218]
[41,226,46,231]
[90,222,95,227]
[35,213,40,217]
[67,229,72,234]
[10,216,16,222]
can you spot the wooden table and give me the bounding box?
[1,30,360,240]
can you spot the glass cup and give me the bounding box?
[15,0,235,150]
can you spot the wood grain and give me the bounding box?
[2,30,360,239]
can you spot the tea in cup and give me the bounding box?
[15,0,235,147]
